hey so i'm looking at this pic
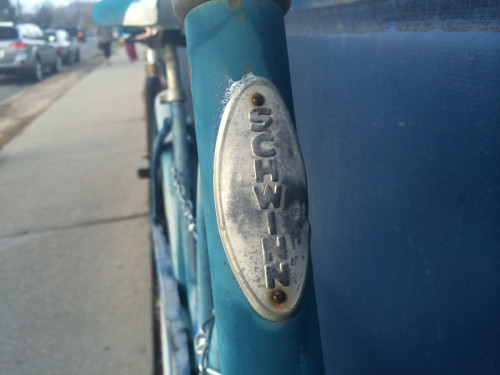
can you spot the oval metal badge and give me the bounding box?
[214,75,309,322]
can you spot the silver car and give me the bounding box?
[0,22,62,81]
[45,29,80,65]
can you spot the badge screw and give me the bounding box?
[252,93,265,106]
[272,290,287,304]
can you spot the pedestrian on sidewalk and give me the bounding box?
[125,41,138,62]
[98,27,113,65]
[119,27,138,62]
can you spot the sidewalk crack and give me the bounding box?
[0,212,149,240]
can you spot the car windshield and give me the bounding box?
[0,27,18,40]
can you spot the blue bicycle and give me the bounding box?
[94,0,324,374]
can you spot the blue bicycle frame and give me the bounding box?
[94,0,324,373]
[181,0,324,373]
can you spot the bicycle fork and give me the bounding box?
[175,0,325,373]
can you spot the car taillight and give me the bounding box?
[9,41,28,49]
[77,32,82,38]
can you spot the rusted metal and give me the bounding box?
[251,92,265,106]
[272,290,287,304]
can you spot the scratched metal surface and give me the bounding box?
[286,24,500,375]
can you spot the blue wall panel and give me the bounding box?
[287,32,500,374]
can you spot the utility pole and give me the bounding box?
[16,0,22,21]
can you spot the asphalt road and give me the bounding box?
[0,36,100,104]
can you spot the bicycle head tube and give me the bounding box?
[176,0,325,373]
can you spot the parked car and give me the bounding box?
[65,27,86,42]
[0,22,62,81]
[45,28,80,65]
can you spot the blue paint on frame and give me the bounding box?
[185,0,324,373]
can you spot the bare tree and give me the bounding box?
[0,0,15,21]
[32,1,55,28]
[11,1,96,30]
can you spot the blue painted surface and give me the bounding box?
[184,0,324,373]
[287,31,500,374]
[196,170,213,328]
[151,216,191,374]
[93,0,134,25]
[93,0,180,29]
[169,98,199,333]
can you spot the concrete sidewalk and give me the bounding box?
[0,47,153,374]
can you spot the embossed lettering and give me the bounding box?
[252,133,276,157]
[264,262,290,288]
[262,236,289,288]
[266,211,277,235]
[254,158,278,182]
[253,184,282,209]
[249,107,273,132]
[262,236,287,261]
[214,76,310,319]
[249,101,291,290]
